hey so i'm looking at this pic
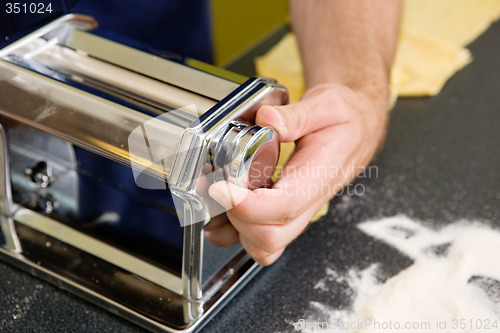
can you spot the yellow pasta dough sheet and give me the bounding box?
[391,30,472,97]
[402,0,500,48]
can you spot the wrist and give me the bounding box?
[301,81,390,156]
[301,80,391,121]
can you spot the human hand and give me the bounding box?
[204,82,390,266]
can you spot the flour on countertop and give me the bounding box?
[0,283,44,329]
[291,215,500,332]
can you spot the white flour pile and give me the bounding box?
[291,215,500,332]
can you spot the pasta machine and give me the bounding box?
[0,14,287,332]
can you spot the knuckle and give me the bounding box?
[283,204,302,223]
[291,104,310,135]
[247,247,274,266]
[257,227,285,253]
[256,256,275,267]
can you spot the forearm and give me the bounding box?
[289,0,401,102]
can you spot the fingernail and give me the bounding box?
[209,187,232,210]
[265,106,287,137]
[209,182,249,210]
[268,106,286,127]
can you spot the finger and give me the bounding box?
[239,234,285,266]
[205,221,239,248]
[209,181,301,225]
[207,180,250,211]
[255,86,354,142]
[274,124,359,192]
[232,194,326,263]
[204,213,229,230]
[209,126,354,225]
[230,210,312,254]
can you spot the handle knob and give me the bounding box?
[215,120,280,190]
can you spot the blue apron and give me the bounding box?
[0,0,213,63]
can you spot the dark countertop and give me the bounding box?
[1,20,500,333]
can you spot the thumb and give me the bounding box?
[208,181,250,210]
[255,87,349,142]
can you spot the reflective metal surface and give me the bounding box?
[214,121,280,189]
[0,123,21,252]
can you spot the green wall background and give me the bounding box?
[210,0,288,66]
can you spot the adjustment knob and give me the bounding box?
[216,120,280,190]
